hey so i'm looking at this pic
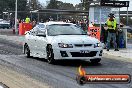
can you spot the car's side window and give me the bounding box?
[29,24,46,36]
[36,29,46,36]
[31,27,39,36]
[38,24,45,29]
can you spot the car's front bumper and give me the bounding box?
[53,47,103,60]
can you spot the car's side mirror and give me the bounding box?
[36,32,46,37]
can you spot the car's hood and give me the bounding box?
[47,35,99,44]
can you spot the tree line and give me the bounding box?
[0,0,42,19]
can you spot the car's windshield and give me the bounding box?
[38,24,45,29]
[47,24,86,36]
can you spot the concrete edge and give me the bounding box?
[103,52,132,63]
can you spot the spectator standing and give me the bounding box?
[105,13,119,51]
[25,16,30,23]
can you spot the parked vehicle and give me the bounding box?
[0,20,10,29]
[23,22,103,64]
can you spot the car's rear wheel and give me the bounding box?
[90,58,101,64]
[46,45,55,64]
[24,44,31,58]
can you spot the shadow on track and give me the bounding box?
[54,60,102,67]
[27,56,102,67]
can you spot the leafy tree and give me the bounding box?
[0,0,9,13]
[46,0,59,9]
[46,0,59,20]
[0,0,43,19]
[0,0,27,19]
[28,0,42,10]
[0,0,27,12]
[75,3,83,10]
[57,1,75,10]
[80,0,91,10]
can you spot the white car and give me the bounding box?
[23,22,103,64]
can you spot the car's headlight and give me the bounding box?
[94,43,101,48]
[58,43,73,48]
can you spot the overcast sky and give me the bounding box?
[38,0,132,11]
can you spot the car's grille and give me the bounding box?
[70,51,97,57]
[74,44,92,47]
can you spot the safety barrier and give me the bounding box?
[19,23,32,35]
[88,27,101,41]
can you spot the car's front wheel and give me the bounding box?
[24,44,31,58]
[46,45,55,64]
[90,58,101,64]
